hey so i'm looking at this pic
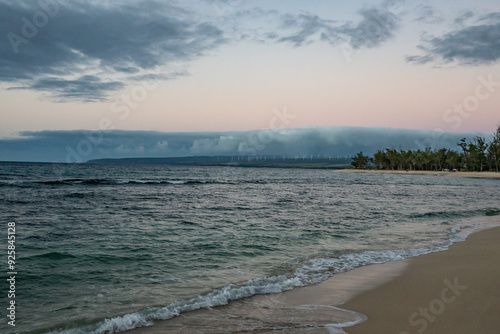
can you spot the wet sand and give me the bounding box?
[126,261,408,334]
[343,225,500,334]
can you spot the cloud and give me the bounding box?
[0,0,225,102]
[0,0,409,102]
[407,12,500,65]
[413,5,445,24]
[338,7,400,49]
[274,2,402,50]
[190,136,241,155]
[8,75,125,102]
[276,14,334,47]
[154,141,169,152]
[454,11,475,27]
[0,127,489,162]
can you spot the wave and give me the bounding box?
[127,179,211,185]
[46,224,480,334]
[0,179,115,186]
[0,180,26,187]
[485,209,500,216]
[27,252,77,260]
[66,192,93,198]
[120,179,268,185]
[1,178,269,187]
[409,207,500,220]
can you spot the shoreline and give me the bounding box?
[336,169,500,179]
[125,261,409,334]
[343,223,500,333]
[126,217,500,334]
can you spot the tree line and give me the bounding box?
[351,125,500,172]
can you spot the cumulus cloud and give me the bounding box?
[407,12,500,65]
[0,127,489,162]
[0,0,225,101]
[190,136,241,155]
[154,140,169,152]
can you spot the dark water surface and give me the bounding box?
[0,162,499,333]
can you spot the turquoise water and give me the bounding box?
[0,163,499,333]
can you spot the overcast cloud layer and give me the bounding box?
[2,1,499,102]
[0,127,489,162]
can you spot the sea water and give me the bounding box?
[0,162,499,333]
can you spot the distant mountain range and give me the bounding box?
[87,155,353,169]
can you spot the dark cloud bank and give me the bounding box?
[407,11,500,65]
[0,127,489,163]
[0,0,225,102]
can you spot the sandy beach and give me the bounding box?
[126,261,409,334]
[126,219,500,334]
[343,224,500,334]
[337,169,500,179]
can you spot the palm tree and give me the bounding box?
[360,124,499,172]
[458,138,469,170]
[472,137,487,172]
[351,151,370,169]
[445,151,461,170]
[373,150,390,170]
[491,125,500,172]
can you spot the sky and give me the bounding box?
[0,0,499,162]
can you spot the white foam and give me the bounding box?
[95,314,153,333]
[296,305,367,334]
[48,223,489,334]
[165,180,186,184]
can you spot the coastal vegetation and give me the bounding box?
[351,125,500,172]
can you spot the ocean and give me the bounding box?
[1,162,499,333]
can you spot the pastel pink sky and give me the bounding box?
[1,0,499,138]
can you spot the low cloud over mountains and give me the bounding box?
[0,127,489,162]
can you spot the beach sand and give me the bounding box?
[128,220,500,333]
[127,258,408,333]
[343,225,500,334]
[337,169,500,179]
